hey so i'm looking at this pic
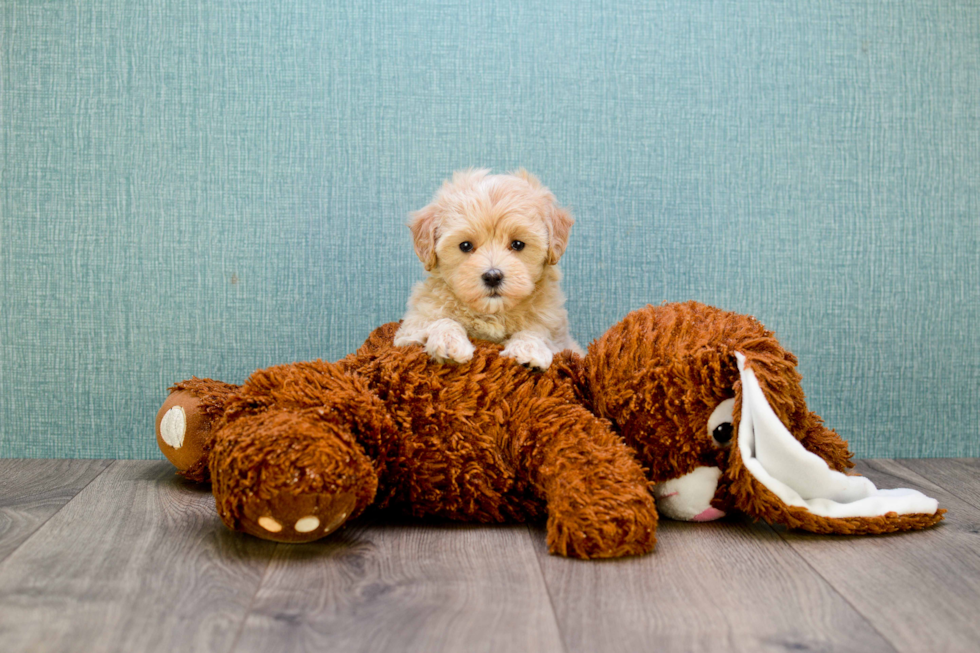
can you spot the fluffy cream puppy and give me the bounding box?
[394,168,583,369]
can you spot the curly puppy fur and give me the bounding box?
[394,169,583,370]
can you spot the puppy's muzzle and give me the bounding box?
[481,269,504,289]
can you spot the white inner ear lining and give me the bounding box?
[734,352,938,519]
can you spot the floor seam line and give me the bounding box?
[892,459,980,512]
[0,458,117,570]
[527,524,571,653]
[224,543,278,653]
[768,522,901,653]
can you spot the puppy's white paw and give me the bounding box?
[393,331,424,347]
[425,320,475,364]
[393,320,428,347]
[501,334,553,370]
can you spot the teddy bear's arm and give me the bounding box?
[513,399,658,559]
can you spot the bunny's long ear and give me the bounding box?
[728,353,944,533]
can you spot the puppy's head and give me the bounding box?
[409,169,573,314]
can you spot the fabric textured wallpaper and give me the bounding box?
[1,1,978,458]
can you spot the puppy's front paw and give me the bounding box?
[425,320,475,364]
[501,334,553,370]
[393,330,424,348]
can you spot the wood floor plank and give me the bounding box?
[1,459,973,653]
[532,517,896,653]
[231,518,565,653]
[0,459,112,563]
[776,459,980,653]
[0,460,279,653]
[899,458,980,510]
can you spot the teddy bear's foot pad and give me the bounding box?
[155,391,211,474]
[236,492,357,544]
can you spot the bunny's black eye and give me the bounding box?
[712,423,733,446]
[707,398,735,448]
[459,241,474,252]
[511,240,525,251]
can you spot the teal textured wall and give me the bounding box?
[1,1,978,459]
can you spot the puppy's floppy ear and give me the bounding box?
[512,168,542,188]
[510,168,574,265]
[408,204,440,271]
[545,204,574,265]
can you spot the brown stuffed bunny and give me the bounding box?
[574,301,943,534]
[156,323,659,559]
[156,302,942,560]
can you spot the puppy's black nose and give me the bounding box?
[481,269,504,289]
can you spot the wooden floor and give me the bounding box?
[0,459,977,652]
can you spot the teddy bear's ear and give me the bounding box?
[408,203,440,271]
[727,353,944,533]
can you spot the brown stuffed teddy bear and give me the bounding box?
[156,321,660,559]
[156,302,942,559]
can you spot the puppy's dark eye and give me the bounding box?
[510,240,525,251]
[459,241,474,253]
[712,423,733,446]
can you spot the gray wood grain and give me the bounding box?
[531,517,896,653]
[0,459,977,653]
[0,459,111,563]
[777,459,980,653]
[0,460,278,653]
[900,458,980,510]
[232,518,565,653]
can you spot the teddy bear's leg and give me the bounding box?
[155,378,239,483]
[518,400,658,559]
[209,407,380,544]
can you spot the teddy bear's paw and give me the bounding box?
[156,390,211,478]
[237,490,359,544]
[545,485,659,559]
[424,319,475,364]
[547,508,658,559]
[501,333,553,370]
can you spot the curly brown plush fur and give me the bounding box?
[156,301,941,558]
[584,301,845,480]
[158,324,658,559]
[583,301,943,534]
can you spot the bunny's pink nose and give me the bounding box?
[692,507,725,522]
